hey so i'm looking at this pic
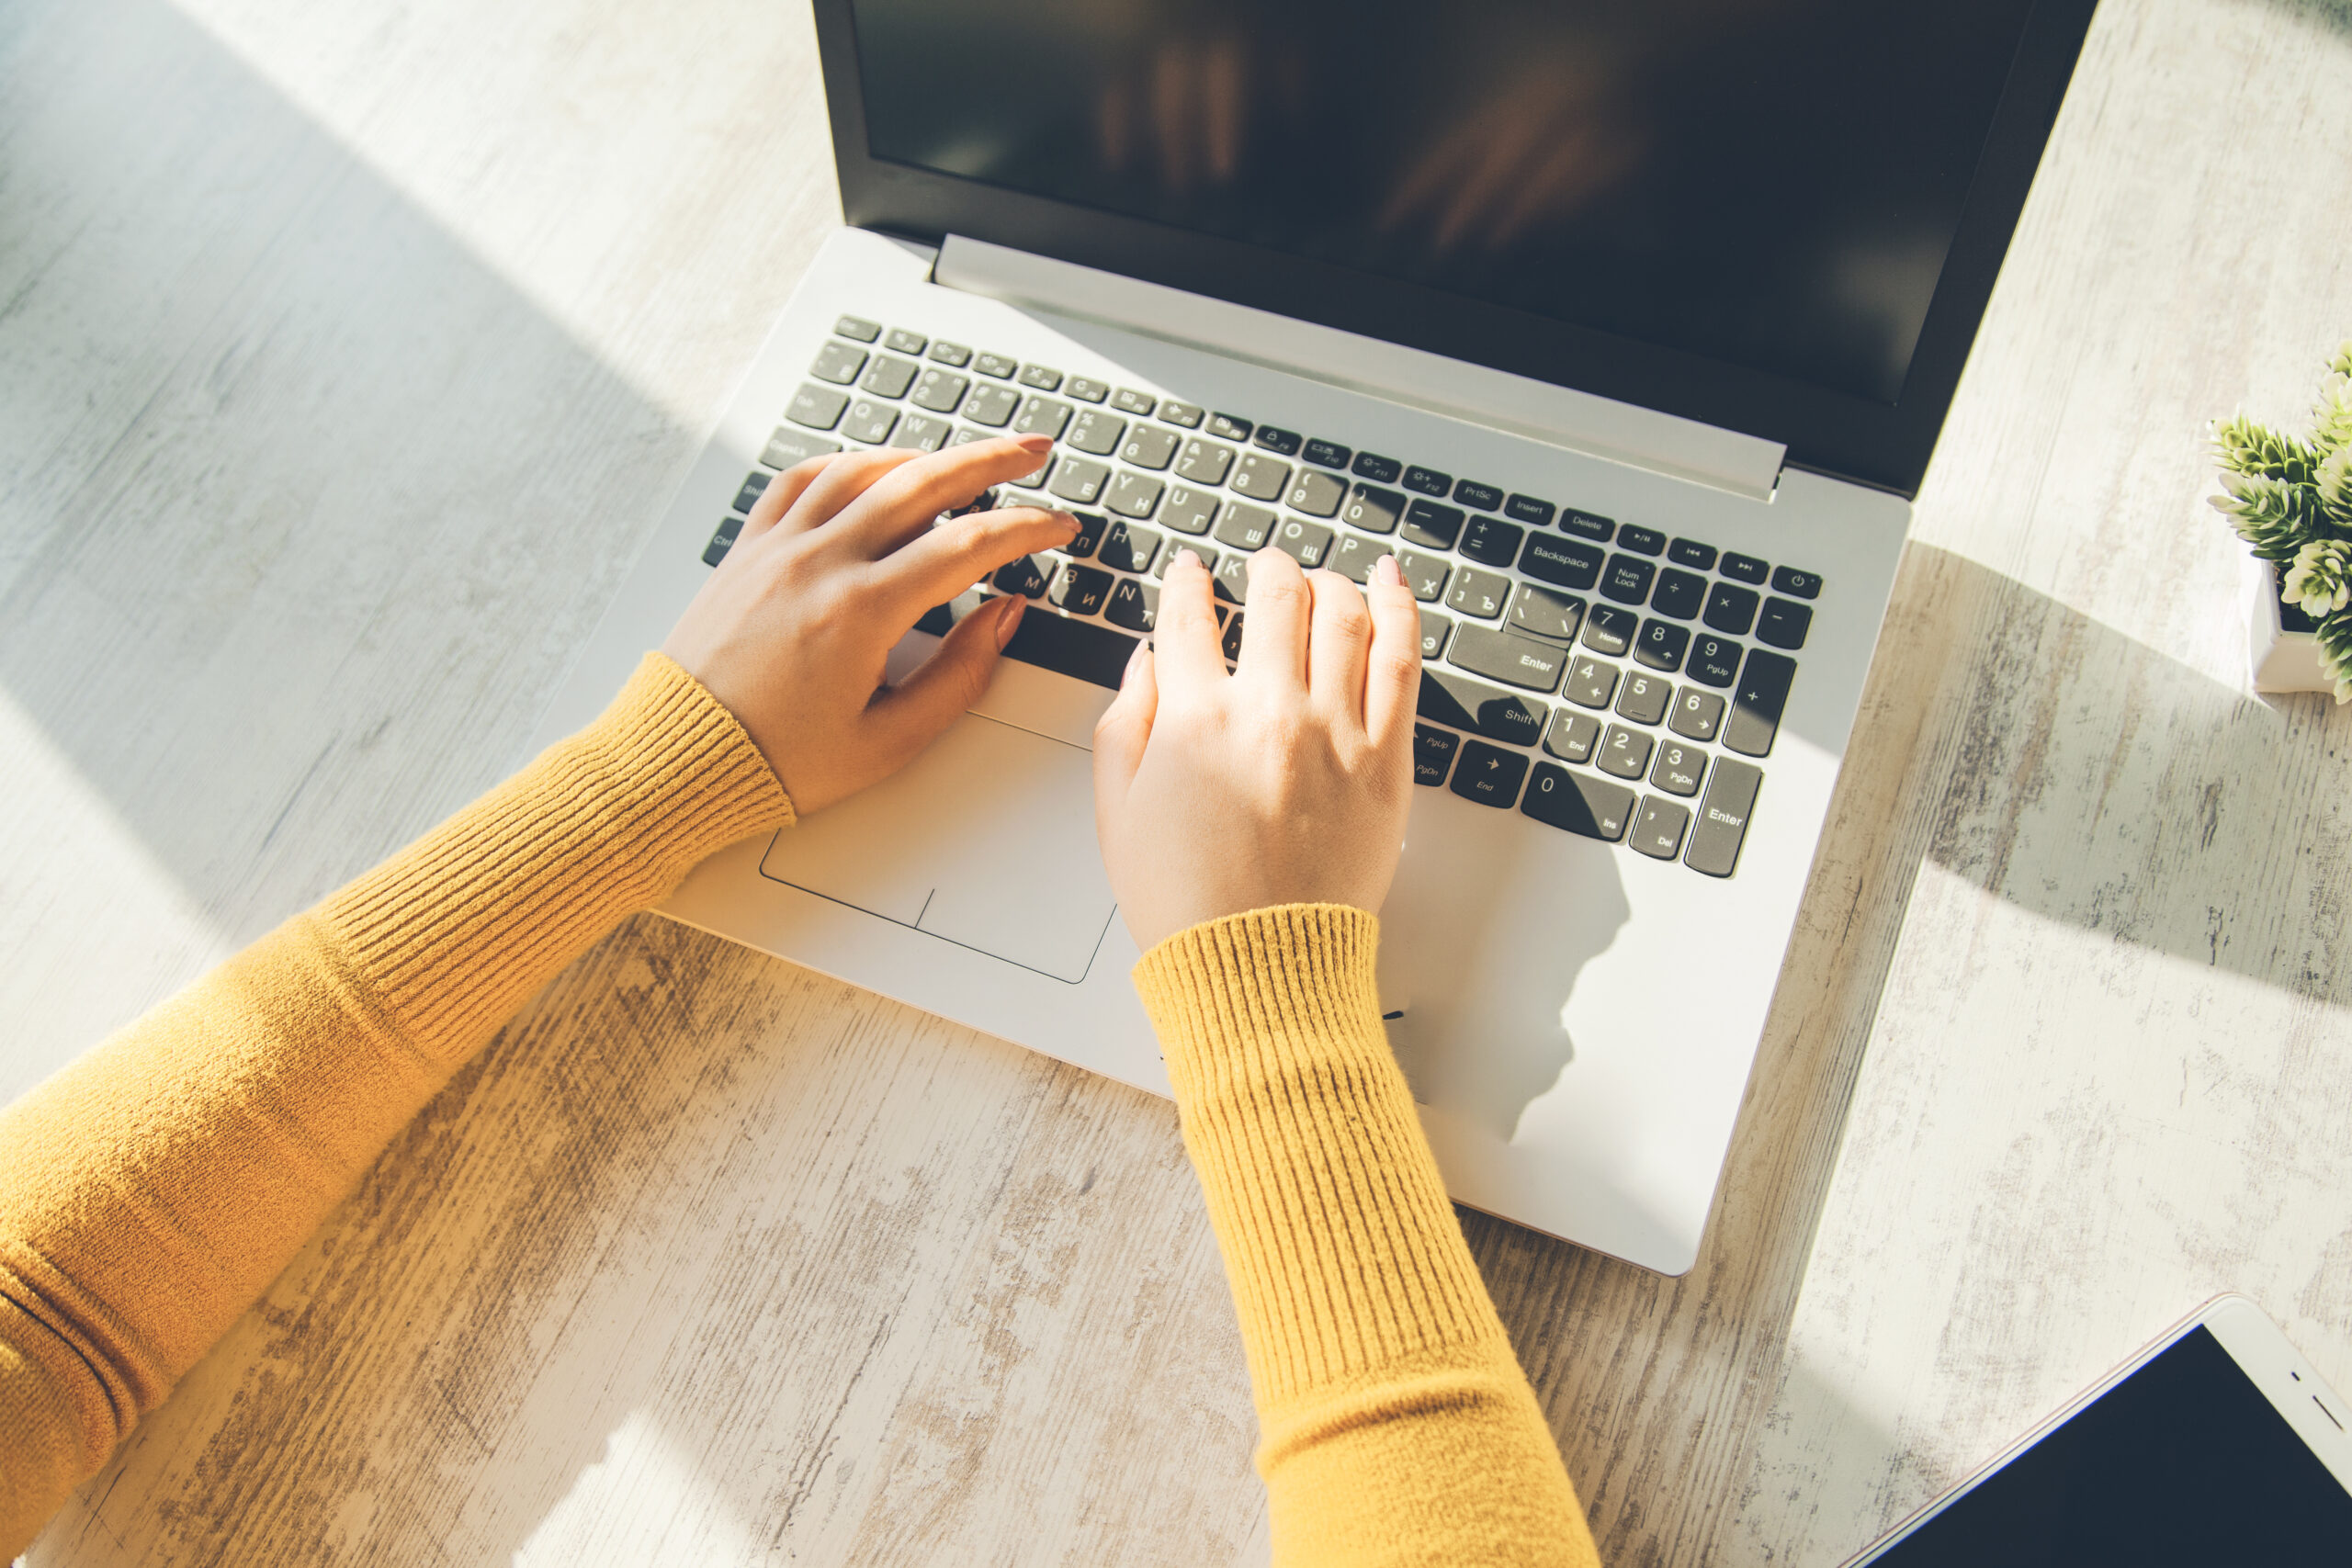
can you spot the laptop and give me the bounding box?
[532,0,2095,1275]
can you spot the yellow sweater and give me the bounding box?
[0,653,1596,1565]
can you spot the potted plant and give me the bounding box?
[2212,342,2352,700]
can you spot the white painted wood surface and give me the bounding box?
[6,0,2352,1562]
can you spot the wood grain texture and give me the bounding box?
[7,0,2352,1562]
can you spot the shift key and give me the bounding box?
[1685,758,1762,877]
[1446,624,1567,693]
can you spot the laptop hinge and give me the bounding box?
[932,234,1786,502]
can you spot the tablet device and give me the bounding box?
[1845,1293,2352,1564]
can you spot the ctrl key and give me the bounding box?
[1685,758,1763,877]
[1412,725,1460,786]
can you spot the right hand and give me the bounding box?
[1092,547,1422,953]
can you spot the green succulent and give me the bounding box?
[2212,339,2352,701]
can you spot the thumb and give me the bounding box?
[1092,639,1158,807]
[865,594,1022,766]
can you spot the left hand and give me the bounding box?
[662,434,1080,814]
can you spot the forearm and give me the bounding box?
[1135,906,1598,1568]
[0,652,787,1552]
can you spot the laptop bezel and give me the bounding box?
[809,0,2096,500]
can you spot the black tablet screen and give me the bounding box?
[1877,1326,2352,1563]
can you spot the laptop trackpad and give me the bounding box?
[756,711,1119,983]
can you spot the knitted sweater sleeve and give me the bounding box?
[0,653,791,1556]
[1133,905,1600,1568]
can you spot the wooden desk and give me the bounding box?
[8,0,2352,1562]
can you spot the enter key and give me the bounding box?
[1446,623,1568,694]
[1685,758,1763,878]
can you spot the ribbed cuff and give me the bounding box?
[1134,904,1507,1407]
[319,652,792,1060]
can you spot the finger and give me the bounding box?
[860,594,1024,771]
[1305,569,1374,728]
[1362,553,1424,752]
[878,502,1083,615]
[828,434,1057,558]
[1092,639,1159,812]
[1153,547,1227,690]
[771,447,913,539]
[1236,547,1310,687]
[739,452,842,544]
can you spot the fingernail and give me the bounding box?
[993,594,1026,649]
[1013,433,1054,454]
[1123,638,1149,683]
[1374,553,1402,586]
[1054,510,1082,536]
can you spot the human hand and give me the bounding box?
[1093,547,1421,953]
[661,434,1080,814]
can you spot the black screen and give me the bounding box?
[850,0,2038,405]
[1878,1327,2352,1563]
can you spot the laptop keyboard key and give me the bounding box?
[1450,740,1529,807]
[731,470,772,513]
[1617,525,1665,556]
[1444,566,1511,619]
[1519,534,1603,591]
[1049,563,1114,616]
[1771,566,1823,599]
[1222,611,1246,660]
[1207,412,1251,440]
[1103,576,1158,632]
[1688,634,1742,687]
[787,384,850,430]
[1565,656,1619,709]
[1099,522,1161,573]
[1418,608,1452,660]
[1159,400,1204,429]
[1581,604,1636,656]
[812,341,867,384]
[994,554,1056,597]
[1634,618,1690,672]
[1015,396,1074,440]
[883,328,926,355]
[1561,511,1615,543]
[1068,408,1125,455]
[1284,468,1346,517]
[928,340,972,367]
[1063,512,1106,558]
[1521,764,1634,842]
[1019,364,1064,391]
[1597,724,1653,780]
[1448,624,1566,692]
[1048,457,1111,506]
[1110,387,1156,416]
[1231,451,1292,501]
[1272,518,1334,568]
[1104,471,1164,519]
[1668,538,1717,570]
[1341,483,1405,535]
[1650,741,1707,797]
[1630,797,1692,861]
[1253,425,1303,457]
[965,384,1020,427]
[704,515,741,566]
[1351,452,1402,483]
[1703,582,1759,635]
[834,314,882,343]
[1417,669,1545,745]
[761,427,842,468]
[1505,493,1556,527]
[1329,533,1388,583]
[1720,551,1769,585]
[1543,709,1600,764]
[1304,437,1351,469]
[1669,687,1725,741]
[1758,597,1813,649]
[891,413,952,452]
[1159,485,1217,535]
[975,352,1018,378]
[1413,725,1460,786]
[1176,437,1237,485]
[1686,758,1763,876]
[1156,538,1213,577]
[1651,569,1707,620]
[1402,499,1464,549]
[1403,465,1452,497]
[860,355,919,399]
[910,367,968,413]
[1214,502,1277,551]
[842,399,899,445]
[1461,516,1523,567]
[1067,376,1110,404]
[1509,583,1584,642]
[1214,553,1253,604]
[1615,670,1671,725]
[1396,549,1451,601]
[1725,649,1795,756]
[1121,424,1180,469]
[999,603,1137,688]
[1453,479,1504,512]
[1601,555,1655,604]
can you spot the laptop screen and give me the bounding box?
[849,0,2038,409]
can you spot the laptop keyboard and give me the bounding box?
[703,314,1824,880]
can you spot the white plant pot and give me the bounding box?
[2245,549,2334,694]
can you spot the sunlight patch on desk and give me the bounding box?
[514,1410,760,1568]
